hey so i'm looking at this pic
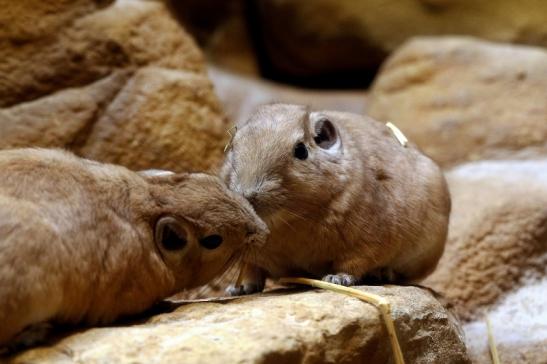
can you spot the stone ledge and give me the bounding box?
[8,286,470,364]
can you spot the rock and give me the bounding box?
[0,0,204,107]
[209,66,368,125]
[7,286,470,363]
[463,279,547,364]
[422,159,547,363]
[425,159,547,320]
[166,0,259,75]
[0,0,112,42]
[78,67,226,172]
[368,37,547,167]
[0,0,228,172]
[0,71,129,150]
[245,1,547,87]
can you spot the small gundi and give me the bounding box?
[222,103,451,295]
[0,148,268,346]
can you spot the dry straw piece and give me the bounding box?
[386,122,408,147]
[279,277,405,364]
[224,125,238,152]
[486,316,501,364]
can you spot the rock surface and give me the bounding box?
[7,286,470,364]
[0,0,228,172]
[166,0,259,76]
[78,67,226,172]
[209,66,368,125]
[424,159,547,363]
[368,37,547,168]
[425,159,547,320]
[247,0,547,86]
[464,279,547,364]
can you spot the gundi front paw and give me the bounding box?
[226,283,264,296]
[322,273,359,286]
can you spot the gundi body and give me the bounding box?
[222,104,451,294]
[0,148,267,345]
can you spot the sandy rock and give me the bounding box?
[464,279,547,364]
[425,159,547,320]
[0,0,204,107]
[0,0,112,41]
[246,1,547,86]
[0,71,129,150]
[79,67,226,172]
[208,66,368,125]
[368,37,547,167]
[166,0,259,76]
[8,286,470,364]
[423,159,547,362]
[0,0,227,172]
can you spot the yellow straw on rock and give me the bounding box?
[486,316,500,364]
[279,277,405,364]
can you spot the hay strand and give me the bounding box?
[486,315,501,364]
[279,277,405,364]
[386,122,408,147]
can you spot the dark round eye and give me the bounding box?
[199,234,223,250]
[161,224,187,251]
[294,142,308,160]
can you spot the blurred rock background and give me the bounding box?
[1,0,546,363]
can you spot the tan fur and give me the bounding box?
[0,148,267,345]
[222,104,451,293]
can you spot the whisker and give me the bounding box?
[282,208,308,222]
[277,215,297,233]
[188,248,242,300]
[224,254,244,293]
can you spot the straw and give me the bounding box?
[279,277,405,364]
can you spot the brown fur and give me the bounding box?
[0,148,267,345]
[222,104,450,294]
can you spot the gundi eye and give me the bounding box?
[160,224,223,251]
[294,142,308,160]
[157,217,223,251]
[199,235,223,250]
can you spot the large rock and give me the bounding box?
[7,286,470,363]
[368,37,547,168]
[425,159,547,319]
[0,0,228,172]
[209,66,368,125]
[166,0,259,76]
[424,159,547,362]
[246,0,547,86]
[464,279,547,364]
[78,67,226,172]
[0,71,129,150]
[0,0,111,44]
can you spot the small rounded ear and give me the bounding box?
[138,169,175,178]
[313,118,338,149]
[155,216,188,252]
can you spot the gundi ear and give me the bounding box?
[155,216,188,252]
[313,118,338,149]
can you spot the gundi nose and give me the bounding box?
[232,181,260,207]
[243,190,259,207]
